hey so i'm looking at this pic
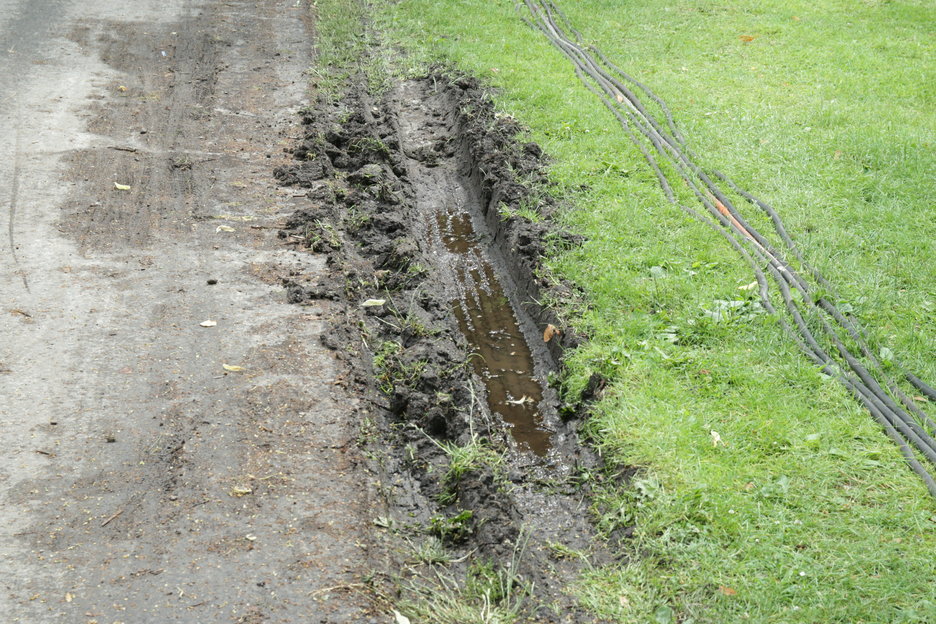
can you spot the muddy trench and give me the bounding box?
[392,80,556,456]
[277,74,613,619]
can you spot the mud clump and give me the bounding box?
[277,73,611,620]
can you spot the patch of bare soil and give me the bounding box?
[277,73,615,621]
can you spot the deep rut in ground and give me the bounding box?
[392,80,555,456]
[278,74,616,620]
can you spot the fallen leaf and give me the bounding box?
[543,323,560,342]
[216,225,236,233]
[114,182,131,191]
[719,586,737,596]
[913,396,928,403]
[739,35,756,42]
[360,299,386,307]
[65,592,74,603]
[222,363,246,372]
[393,610,411,624]
[117,85,127,92]
[200,320,217,327]
[792,15,801,21]
[229,486,253,497]
[711,430,723,447]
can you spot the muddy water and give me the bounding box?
[438,212,552,455]
[395,82,552,455]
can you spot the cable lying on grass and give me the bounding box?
[519,0,936,495]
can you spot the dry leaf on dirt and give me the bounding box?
[543,323,560,342]
[361,299,386,307]
[229,486,252,497]
[114,182,131,191]
[392,610,411,624]
[216,225,236,233]
[222,363,246,372]
[65,592,74,603]
[200,320,217,327]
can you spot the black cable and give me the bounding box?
[519,0,936,494]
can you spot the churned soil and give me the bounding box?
[277,72,616,621]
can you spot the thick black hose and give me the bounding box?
[519,0,936,494]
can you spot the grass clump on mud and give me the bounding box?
[402,554,534,624]
[379,0,936,622]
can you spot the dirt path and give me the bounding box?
[0,1,382,621]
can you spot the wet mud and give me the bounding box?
[278,74,613,620]
[394,79,553,456]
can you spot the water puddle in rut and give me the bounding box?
[396,81,553,455]
[435,206,551,455]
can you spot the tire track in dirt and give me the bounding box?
[278,74,616,622]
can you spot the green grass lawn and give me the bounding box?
[371,0,936,621]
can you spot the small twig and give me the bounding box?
[100,509,123,527]
[309,582,368,597]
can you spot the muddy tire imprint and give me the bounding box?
[278,73,615,621]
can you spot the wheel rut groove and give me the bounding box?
[392,79,553,456]
[278,73,615,620]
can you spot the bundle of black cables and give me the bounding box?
[519,0,936,495]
